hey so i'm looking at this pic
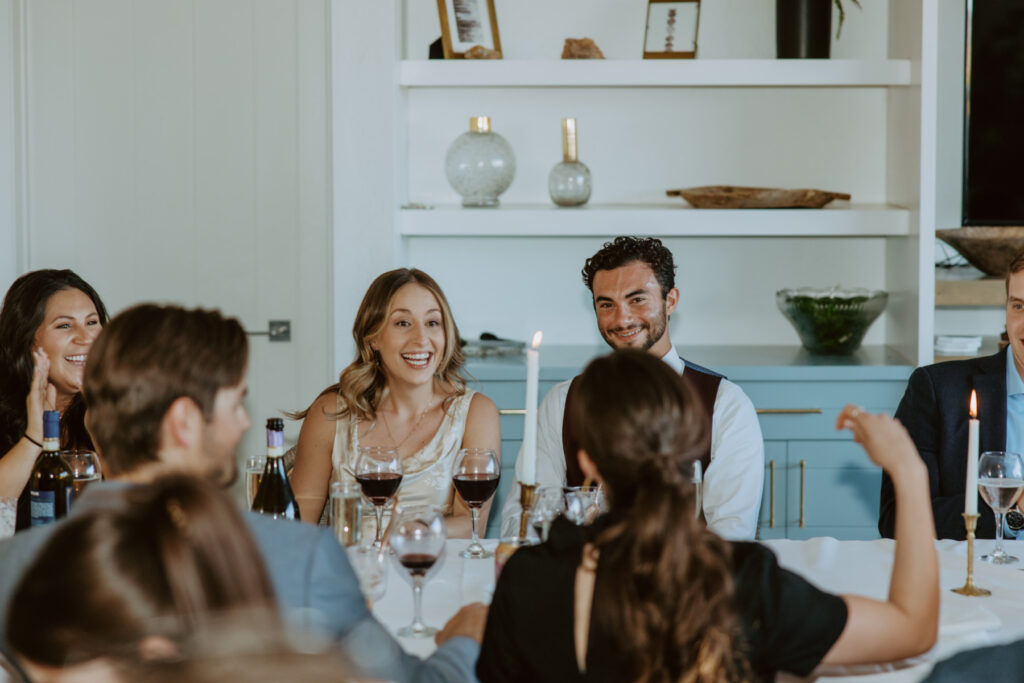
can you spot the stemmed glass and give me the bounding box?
[389,505,446,638]
[529,485,564,542]
[978,451,1024,565]
[355,446,403,550]
[563,484,604,525]
[452,448,500,559]
[60,450,102,499]
[692,460,703,521]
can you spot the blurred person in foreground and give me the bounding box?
[6,475,286,681]
[0,303,484,683]
[479,350,939,682]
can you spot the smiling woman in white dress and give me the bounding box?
[290,268,500,539]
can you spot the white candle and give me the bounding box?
[521,331,543,485]
[966,390,979,516]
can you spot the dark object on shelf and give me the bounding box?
[776,0,832,58]
[667,186,850,209]
[936,227,1024,277]
[1001,330,1010,350]
[429,38,444,59]
[777,287,888,355]
[465,45,501,59]
[561,38,605,59]
[460,333,525,358]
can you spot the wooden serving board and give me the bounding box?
[666,186,851,209]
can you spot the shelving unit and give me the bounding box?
[399,59,914,88]
[935,267,1006,307]
[398,203,910,237]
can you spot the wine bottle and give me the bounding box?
[251,418,300,521]
[28,410,74,526]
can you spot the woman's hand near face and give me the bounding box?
[25,348,56,441]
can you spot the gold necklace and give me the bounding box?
[380,396,436,454]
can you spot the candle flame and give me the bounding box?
[531,330,543,348]
[970,390,977,419]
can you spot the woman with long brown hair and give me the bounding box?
[290,268,500,537]
[0,269,108,529]
[478,349,938,682]
[6,475,280,681]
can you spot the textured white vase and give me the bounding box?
[445,116,515,208]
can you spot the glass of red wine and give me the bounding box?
[452,448,500,559]
[355,446,403,550]
[389,505,446,638]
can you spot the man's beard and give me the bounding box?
[600,310,668,352]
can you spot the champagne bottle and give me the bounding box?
[252,418,300,521]
[28,410,74,526]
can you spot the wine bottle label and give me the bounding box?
[29,490,56,526]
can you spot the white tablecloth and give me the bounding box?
[371,538,1024,681]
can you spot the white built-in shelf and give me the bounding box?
[399,59,914,88]
[398,203,910,237]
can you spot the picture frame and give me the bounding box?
[436,0,503,59]
[643,0,701,59]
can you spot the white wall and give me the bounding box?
[1,0,332,475]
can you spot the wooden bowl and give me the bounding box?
[666,186,850,209]
[936,227,1024,277]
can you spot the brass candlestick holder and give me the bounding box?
[952,512,991,597]
[517,482,538,541]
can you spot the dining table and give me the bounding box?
[371,537,1024,682]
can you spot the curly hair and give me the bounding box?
[571,350,747,682]
[581,236,676,298]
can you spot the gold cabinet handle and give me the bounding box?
[769,460,775,529]
[756,408,823,415]
[799,459,807,528]
[498,409,526,415]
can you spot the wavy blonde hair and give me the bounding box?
[294,269,465,422]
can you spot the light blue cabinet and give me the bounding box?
[465,345,913,540]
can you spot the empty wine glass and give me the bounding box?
[529,486,563,542]
[60,450,102,500]
[389,505,446,638]
[563,485,604,525]
[452,448,500,559]
[355,446,403,550]
[244,455,265,509]
[346,546,388,606]
[692,460,703,521]
[978,451,1024,565]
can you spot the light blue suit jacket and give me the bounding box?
[0,482,478,682]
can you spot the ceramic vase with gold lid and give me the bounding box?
[444,116,515,208]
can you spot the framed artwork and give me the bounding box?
[436,0,503,59]
[643,0,701,59]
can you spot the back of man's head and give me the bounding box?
[82,304,248,476]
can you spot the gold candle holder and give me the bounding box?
[952,512,991,597]
[517,482,538,541]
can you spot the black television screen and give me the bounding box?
[964,0,1024,225]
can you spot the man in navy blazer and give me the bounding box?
[0,304,483,682]
[881,251,1024,540]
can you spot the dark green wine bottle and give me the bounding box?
[252,418,300,521]
[28,410,74,526]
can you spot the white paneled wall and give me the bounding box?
[2,0,332,481]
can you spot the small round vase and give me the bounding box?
[445,116,515,208]
[548,161,592,207]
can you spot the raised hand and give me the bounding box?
[835,405,918,474]
[25,347,56,442]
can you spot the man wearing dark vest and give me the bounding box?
[500,237,764,539]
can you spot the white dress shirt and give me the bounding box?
[500,346,765,540]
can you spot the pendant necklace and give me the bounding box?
[380,395,437,455]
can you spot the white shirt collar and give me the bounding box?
[661,345,684,375]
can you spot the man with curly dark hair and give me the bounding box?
[501,236,764,540]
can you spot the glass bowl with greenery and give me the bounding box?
[776,287,888,355]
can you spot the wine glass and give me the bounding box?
[452,448,500,559]
[692,460,703,521]
[244,455,265,509]
[60,450,102,499]
[529,485,564,542]
[355,446,403,550]
[563,485,604,525]
[978,451,1024,564]
[389,505,446,638]
[345,545,388,606]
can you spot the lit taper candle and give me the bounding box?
[966,390,979,516]
[521,331,543,485]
